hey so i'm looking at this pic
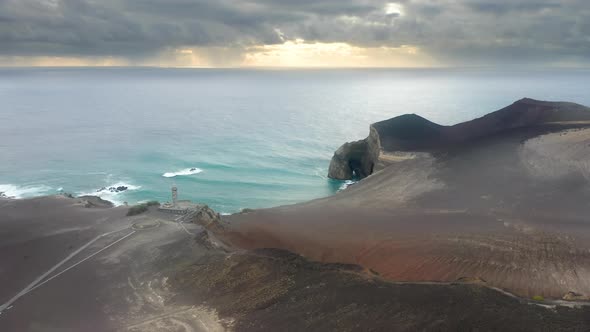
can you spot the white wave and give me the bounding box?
[338,180,355,191]
[0,184,53,199]
[78,181,141,206]
[162,167,203,178]
[57,187,64,192]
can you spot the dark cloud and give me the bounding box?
[0,0,589,65]
[463,0,562,15]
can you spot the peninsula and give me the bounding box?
[223,98,590,300]
[2,98,590,331]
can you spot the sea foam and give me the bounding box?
[78,181,141,206]
[162,168,203,178]
[0,184,53,199]
[338,180,355,191]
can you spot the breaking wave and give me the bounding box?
[338,180,355,191]
[162,168,203,178]
[78,181,141,206]
[0,184,53,199]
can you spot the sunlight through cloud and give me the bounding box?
[385,2,404,16]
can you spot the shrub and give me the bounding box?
[127,204,148,216]
[532,295,544,302]
[126,201,159,216]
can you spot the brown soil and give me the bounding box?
[173,248,590,332]
[225,125,590,299]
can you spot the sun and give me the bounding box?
[385,3,404,16]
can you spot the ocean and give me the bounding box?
[1,67,589,214]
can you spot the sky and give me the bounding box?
[0,0,589,68]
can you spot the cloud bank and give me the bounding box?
[0,0,589,67]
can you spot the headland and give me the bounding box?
[3,98,590,331]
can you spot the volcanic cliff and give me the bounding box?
[225,98,590,300]
[328,98,590,180]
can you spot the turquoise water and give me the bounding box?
[1,67,590,213]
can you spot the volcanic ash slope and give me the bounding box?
[224,98,590,299]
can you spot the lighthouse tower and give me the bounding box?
[171,186,178,207]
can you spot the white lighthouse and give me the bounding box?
[158,185,201,214]
[171,186,178,207]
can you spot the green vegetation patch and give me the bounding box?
[127,201,160,216]
[532,295,545,302]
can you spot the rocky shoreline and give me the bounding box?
[328,98,590,180]
[223,98,590,301]
[4,98,590,331]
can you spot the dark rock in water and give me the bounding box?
[328,114,440,180]
[328,140,370,180]
[0,192,5,198]
[97,186,128,193]
[328,98,590,180]
[114,186,128,192]
[190,168,197,171]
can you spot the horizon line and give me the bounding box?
[2,64,590,70]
